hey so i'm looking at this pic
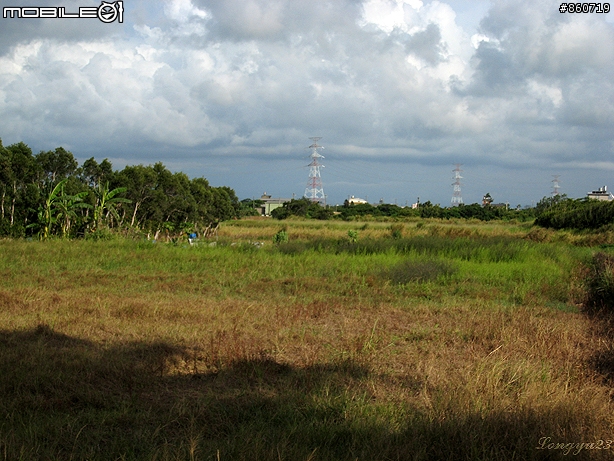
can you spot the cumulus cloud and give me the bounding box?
[0,0,613,204]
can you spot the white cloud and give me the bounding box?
[164,0,209,23]
[0,0,613,205]
[360,0,423,34]
[470,33,494,49]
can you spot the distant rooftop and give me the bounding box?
[347,195,368,204]
[588,186,614,201]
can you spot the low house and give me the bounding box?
[347,195,368,205]
[258,193,291,216]
[587,186,614,201]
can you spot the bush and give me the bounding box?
[535,198,614,230]
[583,252,614,314]
[273,229,289,244]
[389,223,404,239]
[271,198,330,220]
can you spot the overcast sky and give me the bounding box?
[1,0,613,206]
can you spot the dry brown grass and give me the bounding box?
[220,218,535,243]
[1,231,614,460]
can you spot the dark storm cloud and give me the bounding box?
[462,42,523,96]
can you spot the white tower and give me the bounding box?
[304,137,325,203]
[552,175,561,196]
[451,164,463,206]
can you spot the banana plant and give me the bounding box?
[55,189,91,237]
[28,179,62,239]
[28,179,92,239]
[92,182,131,231]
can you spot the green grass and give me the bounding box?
[0,223,613,460]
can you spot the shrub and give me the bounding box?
[347,230,358,243]
[535,198,614,230]
[273,230,289,244]
[389,223,404,239]
[583,252,614,314]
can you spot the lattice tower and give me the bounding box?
[552,175,561,196]
[451,164,463,205]
[304,137,325,203]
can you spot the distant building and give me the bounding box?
[588,186,614,201]
[482,193,493,207]
[258,193,291,216]
[256,192,291,216]
[347,195,368,205]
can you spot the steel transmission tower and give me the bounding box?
[304,137,325,203]
[451,164,463,206]
[552,175,561,196]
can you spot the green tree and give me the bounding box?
[116,164,158,228]
[271,198,327,220]
[534,197,614,230]
[210,186,239,222]
[189,177,214,226]
[535,194,568,215]
[36,147,78,185]
[0,139,11,228]
[80,157,114,189]
[239,198,264,217]
[5,142,40,232]
[419,201,442,219]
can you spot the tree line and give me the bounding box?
[271,198,535,221]
[534,195,614,230]
[0,139,241,239]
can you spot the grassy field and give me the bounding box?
[1,219,614,460]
